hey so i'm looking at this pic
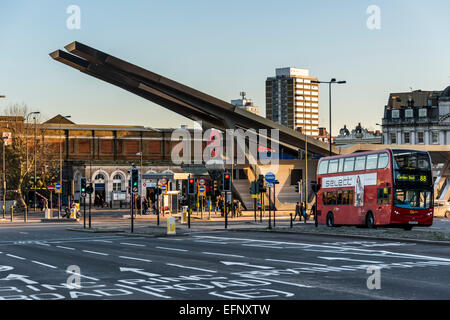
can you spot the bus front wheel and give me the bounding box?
[403,225,413,231]
[326,212,334,227]
[366,212,375,229]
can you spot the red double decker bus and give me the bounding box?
[316,149,433,230]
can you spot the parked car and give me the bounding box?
[434,200,450,218]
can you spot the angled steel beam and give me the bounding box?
[51,41,338,156]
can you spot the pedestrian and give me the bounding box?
[302,202,307,223]
[294,202,301,221]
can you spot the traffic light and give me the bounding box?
[250,181,259,195]
[257,174,266,193]
[223,172,231,192]
[295,181,301,193]
[131,168,139,194]
[311,181,321,194]
[80,177,87,193]
[188,177,196,195]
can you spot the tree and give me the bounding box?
[1,103,58,209]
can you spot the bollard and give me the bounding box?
[24,205,28,222]
[290,213,293,228]
[167,216,176,235]
[10,206,13,222]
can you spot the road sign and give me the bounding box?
[198,185,206,196]
[161,185,167,194]
[47,185,55,192]
[198,178,206,185]
[2,132,12,146]
[267,183,274,188]
[81,192,86,198]
[265,172,276,183]
[160,178,167,185]
[55,183,62,194]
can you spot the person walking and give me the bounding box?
[302,202,307,223]
[293,202,300,221]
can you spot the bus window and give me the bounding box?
[342,191,349,205]
[378,153,389,169]
[354,156,366,171]
[337,191,343,205]
[366,154,378,170]
[328,160,339,174]
[328,192,337,205]
[318,160,329,174]
[377,187,391,205]
[338,158,344,172]
[344,157,355,172]
[348,190,354,205]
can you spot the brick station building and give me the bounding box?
[38,115,210,208]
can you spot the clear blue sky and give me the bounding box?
[1,0,449,134]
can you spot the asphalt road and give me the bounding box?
[0,222,449,300]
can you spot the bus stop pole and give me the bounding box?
[89,192,92,229]
[131,195,134,233]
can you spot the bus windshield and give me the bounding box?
[394,189,432,209]
[393,151,431,171]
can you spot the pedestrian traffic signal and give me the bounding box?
[257,175,266,193]
[86,184,93,195]
[188,177,196,195]
[131,168,139,194]
[223,172,231,192]
[250,181,259,195]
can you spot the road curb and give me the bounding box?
[228,228,450,246]
[41,219,79,223]
[66,228,124,233]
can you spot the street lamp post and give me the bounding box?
[25,111,40,211]
[0,95,5,218]
[34,116,37,212]
[136,152,143,216]
[311,79,346,156]
[59,116,71,219]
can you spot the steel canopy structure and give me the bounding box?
[50,41,337,157]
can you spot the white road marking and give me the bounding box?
[121,242,146,247]
[66,270,99,281]
[156,247,188,252]
[6,254,26,260]
[194,235,450,262]
[240,275,314,288]
[166,263,217,273]
[56,246,76,250]
[115,284,171,299]
[82,250,109,256]
[319,257,383,264]
[119,256,152,263]
[93,240,113,243]
[202,252,245,258]
[19,232,28,235]
[221,261,274,269]
[31,261,57,269]
[265,259,328,267]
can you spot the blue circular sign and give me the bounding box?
[199,186,206,192]
[161,185,167,191]
[265,172,276,183]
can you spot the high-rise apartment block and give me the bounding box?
[266,67,319,136]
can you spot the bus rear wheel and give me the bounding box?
[403,225,413,231]
[366,212,375,229]
[326,212,334,227]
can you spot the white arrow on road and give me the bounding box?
[220,261,274,269]
[119,267,160,277]
[0,274,38,285]
[318,257,383,264]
